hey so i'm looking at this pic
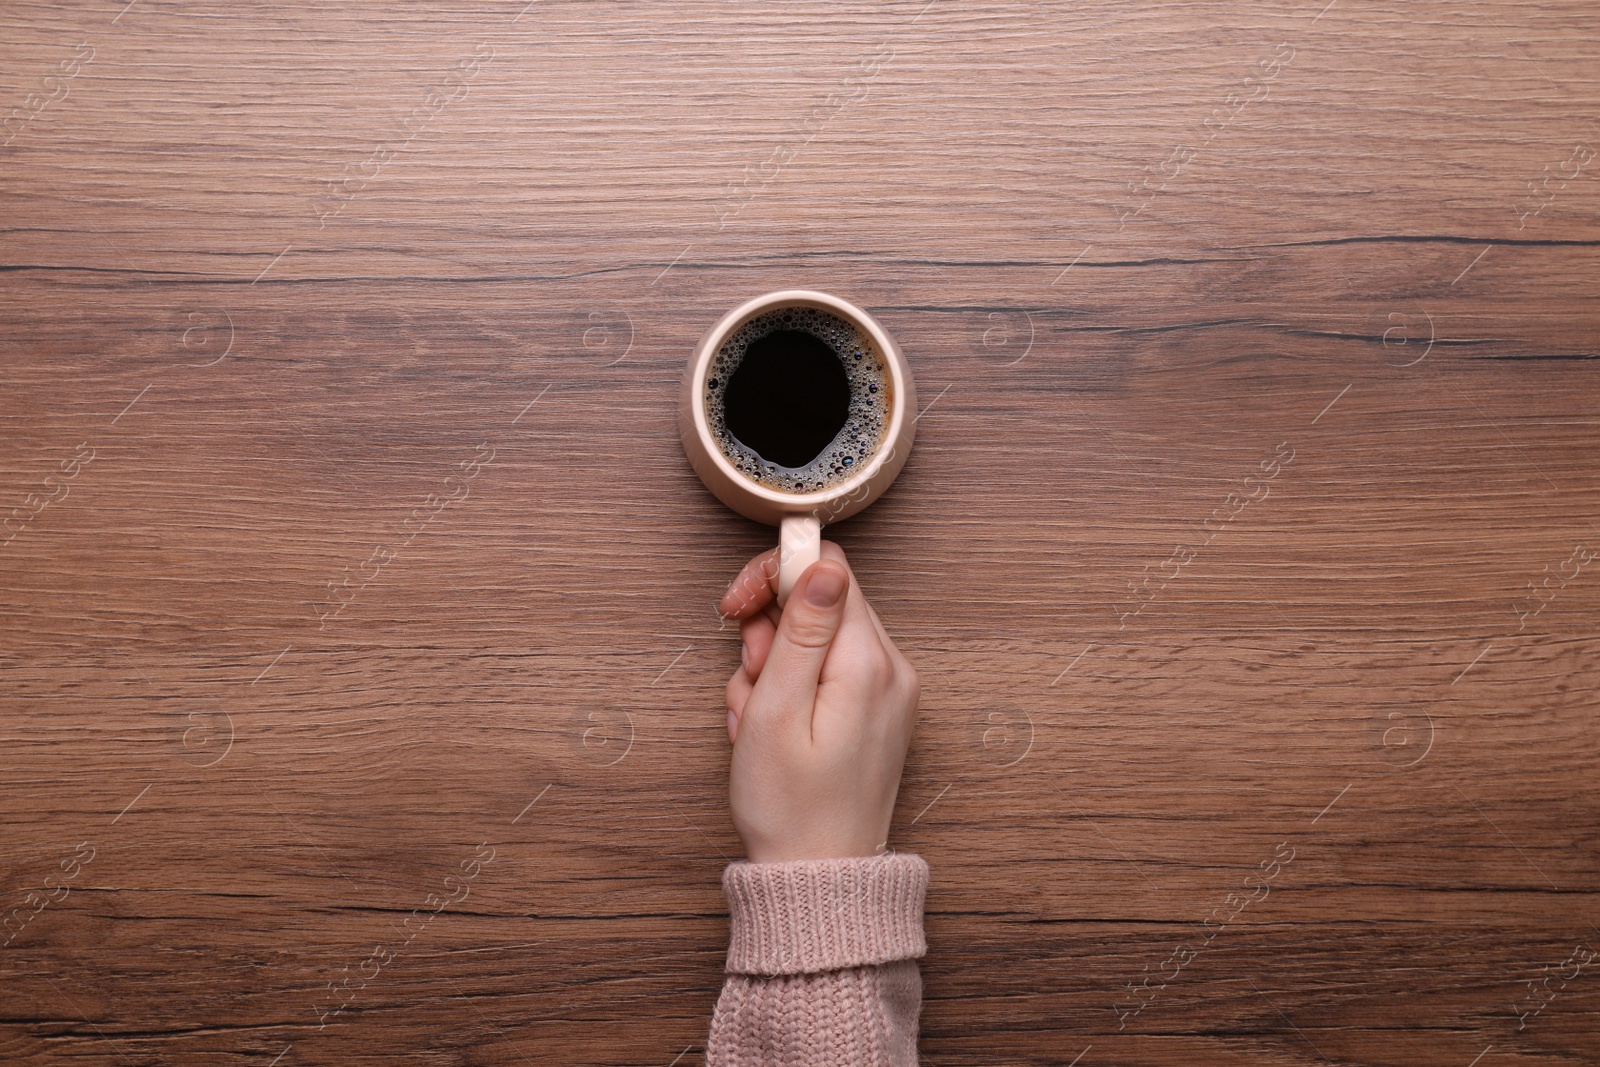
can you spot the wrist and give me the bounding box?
[743,839,890,863]
[735,814,894,863]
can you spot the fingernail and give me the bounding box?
[740,642,749,670]
[805,566,847,608]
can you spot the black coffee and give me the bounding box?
[723,329,850,468]
[705,306,890,494]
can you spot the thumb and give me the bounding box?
[752,560,850,719]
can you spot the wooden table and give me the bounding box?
[3,1,1597,1063]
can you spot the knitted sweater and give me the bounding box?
[707,852,929,1066]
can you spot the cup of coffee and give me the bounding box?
[679,290,917,606]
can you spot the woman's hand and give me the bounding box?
[716,541,921,862]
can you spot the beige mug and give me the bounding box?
[678,289,917,606]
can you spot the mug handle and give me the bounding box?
[776,515,822,608]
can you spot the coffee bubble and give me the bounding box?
[705,306,890,494]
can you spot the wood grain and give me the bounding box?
[2,0,1597,1063]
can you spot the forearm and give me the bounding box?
[707,852,929,1067]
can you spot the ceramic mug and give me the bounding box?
[678,289,917,606]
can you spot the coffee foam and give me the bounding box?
[705,306,890,494]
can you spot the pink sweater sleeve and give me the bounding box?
[706,852,929,1066]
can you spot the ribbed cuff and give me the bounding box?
[722,852,929,976]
